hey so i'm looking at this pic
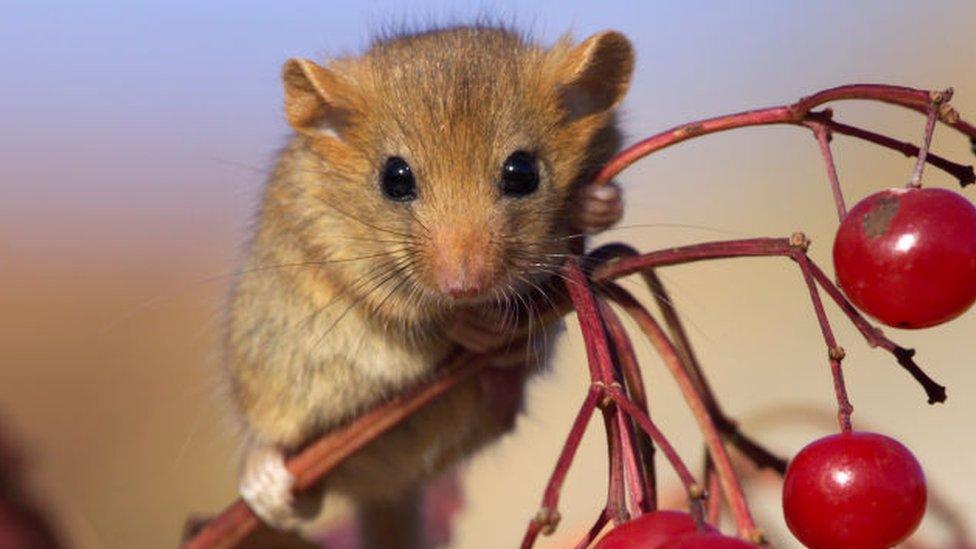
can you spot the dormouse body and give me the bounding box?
[225,24,634,546]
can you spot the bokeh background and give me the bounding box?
[2,1,975,547]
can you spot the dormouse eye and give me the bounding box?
[380,156,417,202]
[501,151,540,197]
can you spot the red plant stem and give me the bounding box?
[590,236,945,405]
[563,261,648,528]
[593,84,976,187]
[606,389,699,493]
[810,112,975,187]
[602,284,760,542]
[805,260,947,404]
[909,97,945,188]
[641,270,787,474]
[182,351,486,549]
[616,411,645,514]
[595,304,646,516]
[807,119,848,221]
[600,300,656,512]
[592,238,794,281]
[564,263,617,385]
[521,387,601,549]
[792,251,854,432]
[593,249,789,476]
[574,508,611,549]
[604,411,629,524]
[705,460,723,526]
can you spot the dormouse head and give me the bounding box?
[278,26,633,323]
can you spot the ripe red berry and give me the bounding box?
[659,533,756,548]
[833,187,976,328]
[594,510,716,549]
[782,431,927,549]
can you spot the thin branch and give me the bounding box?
[593,84,976,188]
[600,300,656,512]
[182,351,486,549]
[607,389,700,494]
[642,270,789,475]
[602,283,762,543]
[809,111,975,187]
[603,410,629,524]
[589,236,946,406]
[574,508,611,549]
[805,118,848,220]
[805,260,948,404]
[791,248,854,432]
[520,388,601,549]
[908,91,948,188]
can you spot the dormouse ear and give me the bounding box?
[281,58,354,138]
[555,31,634,122]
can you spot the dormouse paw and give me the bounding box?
[445,305,524,355]
[572,181,624,235]
[239,444,300,531]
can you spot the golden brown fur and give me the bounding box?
[224,24,634,542]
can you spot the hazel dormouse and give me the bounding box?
[224,24,634,547]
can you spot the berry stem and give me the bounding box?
[593,84,976,188]
[908,92,949,188]
[601,301,657,511]
[704,457,723,526]
[805,260,948,404]
[589,239,789,475]
[591,238,795,281]
[808,111,975,187]
[641,270,788,473]
[792,249,854,432]
[574,508,611,549]
[805,119,848,221]
[521,387,601,549]
[565,261,710,527]
[606,387,700,494]
[603,410,629,524]
[602,283,761,541]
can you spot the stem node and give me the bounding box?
[789,232,811,251]
[828,346,846,361]
[533,508,561,536]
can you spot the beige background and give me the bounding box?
[2,2,975,547]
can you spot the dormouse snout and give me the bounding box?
[429,223,498,300]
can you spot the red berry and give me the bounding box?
[594,511,717,549]
[782,431,927,549]
[833,187,976,328]
[659,533,756,548]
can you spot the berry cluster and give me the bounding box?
[521,85,976,549]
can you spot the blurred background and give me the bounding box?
[2,1,975,547]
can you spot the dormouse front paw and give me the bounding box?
[239,444,301,531]
[445,305,523,355]
[572,181,624,235]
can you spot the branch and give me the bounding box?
[593,84,976,187]
[811,112,975,187]
[590,236,947,407]
[602,283,761,542]
[804,260,948,404]
[182,351,486,549]
[791,247,854,432]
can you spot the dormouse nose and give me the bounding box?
[430,222,496,299]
